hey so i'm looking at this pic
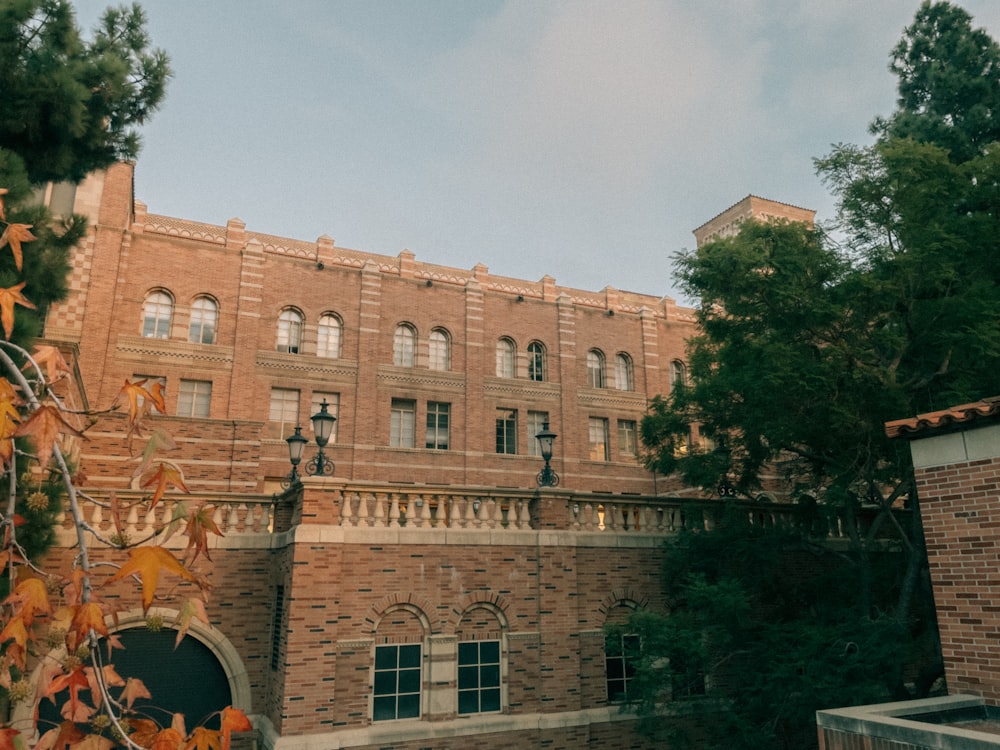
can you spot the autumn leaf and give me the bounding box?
[0,728,21,750]
[0,617,29,667]
[69,601,109,648]
[150,727,185,750]
[128,718,161,748]
[3,576,52,625]
[73,735,114,750]
[44,666,91,722]
[34,722,83,750]
[184,505,222,563]
[0,223,35,271]
[132,428,178,482]
[13,403,85,471]
[106,547,200,612]
[120,676,153,709]
[0,188,7,221]
[184,727,220,750]
[220,707,252,750]
[174,597,209,647]
[29,345,72,384]
[0,282,34,339]
[142,462,189,509]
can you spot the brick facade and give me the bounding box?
[31,163,716,748]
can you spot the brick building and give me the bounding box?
[817,398,1000,748]
[26,165,811,748]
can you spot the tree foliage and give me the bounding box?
[637,2,1000,746]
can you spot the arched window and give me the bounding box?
[428,328,450,371]
[394,323,416,367]
[277,309,303,354]
[587,349,605,388]
[317,313,342,358]
[670,360,687,388]
[614,353,634,391]
[142,290,173,339]
[527,341,546,382]
[496,338,515,378]
[188,296,218,344]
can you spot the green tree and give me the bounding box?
[0,1,169,562]
[875,0,1000,163]
[636,2,999,746]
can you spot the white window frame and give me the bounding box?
[390,399,416,448]
[177,379,212,418]
[317,313,342,359]
[428,328,450,371]
[277,309,303,354]
[495,338,515,378]
[394,324,416,367]
[142,291,173,339]
[188,296,218,345]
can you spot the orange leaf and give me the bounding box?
[69,601,109,647]
[220,707,252,750]
[106,547,199,612]
[29,345,72,384]
[184,505,222,563]
[128,718,161,749]
[34,722,83,750]
[0,188,7,221]
[0,617,28,669]
[121,676,153,709]
[142,463,189,508]
[74,736,114,750]
[43,666,91,723]
[0,282,35,339]
[3,576,52,626]
[13,403,85,471]
[150,728,184,750]
[0,223,35,271]
[184,727,220,750]
[0,728,21,750]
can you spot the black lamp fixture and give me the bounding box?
[283,399,336,486]
[535,422,559,487]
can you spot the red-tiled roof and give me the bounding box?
[885,396,1000,439]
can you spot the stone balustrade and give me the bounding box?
[52,484,908,549]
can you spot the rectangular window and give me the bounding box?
[177,379,212,418]
[605,633,640,702]
[390,399,416,448]
[425,402,450,450]
[458,640,501,714]
[495,408,517,455]
[310,392,339,444]
[618,419,638,456]
[527,411,549,457]
[589,417,609,461]
[373,644,421,721]
[268,388,299,439]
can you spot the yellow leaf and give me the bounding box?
[142,462,189,508]
[0,283,35,339]
[3,577,52,626]
[29,345,72,384]
[106,547,200,612]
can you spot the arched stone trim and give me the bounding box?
[13,607,251,734]
[597,589,648,619]
[445,592,511,634]
[365,594,434,636]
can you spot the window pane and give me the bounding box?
[496,339,514,378]
[397,668,420,693]
[397,694,420,719]
[589,417,609,461]
[458,665,478,689]
[375,647,397,670]
[391,399,416,448]
[269,388,299,439]
[189,297,217,344]
[480,641,500,662]
[481,689,501,712]
[615,353,633,391]
[458,691,478,715]
[277,310,303,353]
[429,329,450,371]
[399,644,421,667]
[481,665,500,687]
[177,380,212,418]
[426,402,450,450]
[317,314,342,358]
[372,696,396,722]
[527,411,548,457]
[458,642,477,662]
[142,292,172,339]
[394,325,415,367]
[496,409,517,454]
[587,350,605,388]
[374,671,397,694]
[527,342,545,382]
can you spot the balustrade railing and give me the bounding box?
[54,486,909,547]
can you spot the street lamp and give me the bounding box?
[535,422,559,487]
[284,400,336,485]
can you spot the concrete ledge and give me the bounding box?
[817,695,1000,749]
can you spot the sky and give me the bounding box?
[71,0,1000,303]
